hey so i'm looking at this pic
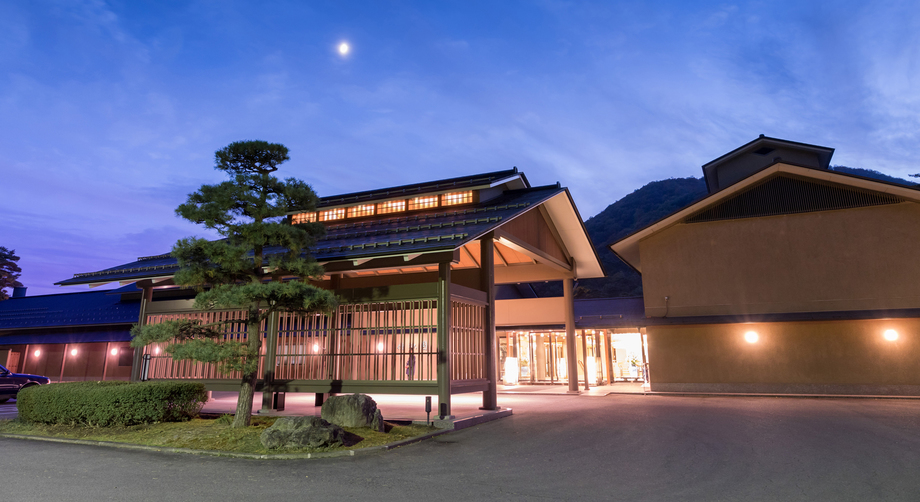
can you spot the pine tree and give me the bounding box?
[0,246,23,301]
[131,140,337,428]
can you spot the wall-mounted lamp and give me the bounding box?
[111,348,119,356]
[33,349,41,358]
[377,342,385,352]
[313,343,320,353]
[744,331,759,344]
[70,348,78,356]
[884,329,899,341]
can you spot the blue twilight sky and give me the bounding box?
[2,0,920,295]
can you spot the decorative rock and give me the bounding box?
[321,393,385,432]
[260,416,345,450]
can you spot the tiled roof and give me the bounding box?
[0,290,140,330]
[57,185,565,287]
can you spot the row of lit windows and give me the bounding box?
[291,191,474,224]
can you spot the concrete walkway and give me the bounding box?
[6,393,920,501]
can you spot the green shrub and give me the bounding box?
[17,381,208,427]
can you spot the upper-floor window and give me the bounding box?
[377,199,406,215]
[408,195,439,210]
[318,208,346,221]
[441,191,473,206]
[347,204,375,218]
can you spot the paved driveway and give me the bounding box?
[3,394,920,501]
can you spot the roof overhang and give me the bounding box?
[611,163,920,273]
[540,190,605,279]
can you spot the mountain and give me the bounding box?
[829,166,918,186]
[576,177,707,298]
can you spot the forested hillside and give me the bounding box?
[566,166,916,299]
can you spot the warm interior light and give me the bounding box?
[111,348,119,356]
[377,342,385,352]
[33,349,41,358]
[884,329,899,341]
[70,348,78,356]
[313,343,320,353]
[744,331,759,344]
[503,357,519,385]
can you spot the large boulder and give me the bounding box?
[260,416,345,450]
[321,394,385,432]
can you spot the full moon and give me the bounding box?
[338,42,350,55]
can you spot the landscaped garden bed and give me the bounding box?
[0,413,437,455]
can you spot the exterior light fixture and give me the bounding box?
[377,342,385,352]
[111,348,119,356]
[884,329,899,341]
[70,348,78,356]
[154,346,161,355]
[744,331,759,344]
[33,349,41,358]
[313,343,320,353]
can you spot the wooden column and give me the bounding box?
[437,261,453,418]
[260,310,281,412]
[564,275,579,393]
[581,329,590,391]
[480,233,498,410]
[131,284,153,382]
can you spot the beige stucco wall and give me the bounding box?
[647,319,920,395]
[640,202,920,317]
[495,297,565,326]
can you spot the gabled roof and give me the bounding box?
[57,183,605,287]
[0,289,139,330]
[611,162,920,273]
[702,136,835,193]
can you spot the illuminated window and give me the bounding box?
[408,195,439,210]
[347,204,375,218]
[291,212,317,224]
[441,191,473,206]
[318,208,345,221]
[377,199,406,215]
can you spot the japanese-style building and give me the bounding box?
[5,136,918,403]
[612,136,920,396]
[39,169,609,416]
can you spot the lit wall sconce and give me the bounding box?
[154,346,161,355]
[70,348,78,356]
[111,348,119,356]
[377,342,385,352]
[884,329,899,341]
[744,331,759,344]
[313,343,320,353]
[33,349,41,358]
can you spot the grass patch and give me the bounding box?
[0,416,438,455]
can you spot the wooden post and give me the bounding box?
[131,285,153,382]
[581,329,590,391]
[564,275,578,393]
[480,233,498,410]
[437,262,452,418]
[260,310,280,412]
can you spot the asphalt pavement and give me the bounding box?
[3,394,920,501]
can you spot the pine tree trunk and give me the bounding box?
[232,317,263,428]
[232,369,257,428]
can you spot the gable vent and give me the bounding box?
[685,175,904,224]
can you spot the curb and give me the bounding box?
[0,409,512,460]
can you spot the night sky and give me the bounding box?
[3,1,919,295]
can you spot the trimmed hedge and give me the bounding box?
[17,381,208,427]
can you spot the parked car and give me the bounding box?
[0,363,50,403]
